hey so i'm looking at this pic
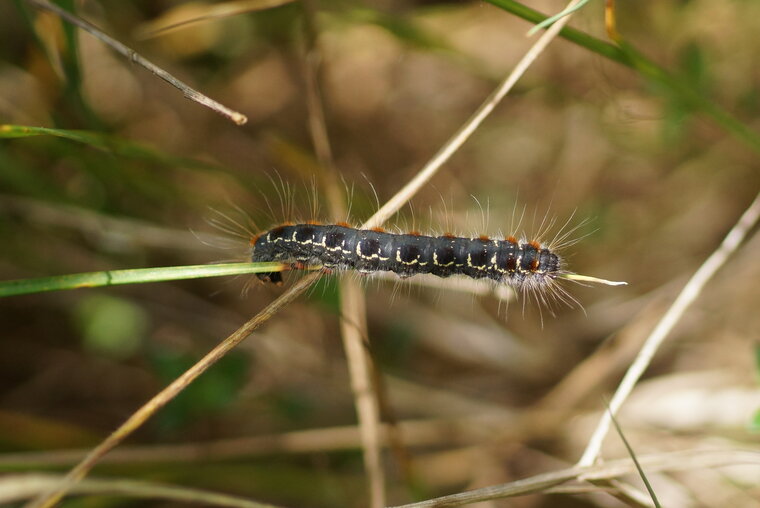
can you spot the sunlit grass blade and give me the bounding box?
[0,263,285,297]
[527,0,589,36]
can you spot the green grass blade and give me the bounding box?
[486,0,629,64]
[486,0,760,156]
[0,124,102,141]
[0,124,221,172]
[0,263,285,297]
[527,0,590,36]
[607,405,662,507]
[753,344,760,430]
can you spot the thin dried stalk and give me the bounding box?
[3,473,280,507]
[391,449,760,508]
[338,282,385,507]
[578,191,760,467]
[0,414,513,468]
[301,0,385,504]
[26,0,247,125]
[136,0,297,39]
[364,0,585,229]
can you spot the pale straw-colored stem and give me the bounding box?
[301,1,385,503]
[364,0,584,230]
[26,0,247,125]
[578,191,760,467]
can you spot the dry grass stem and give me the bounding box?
[26,0,247,125]
[520,302,666,434]
[391,449,760,508]
[363,0,585,230]
[136,0,297,39]
[338,281,385,507]
[3,473,280,508]
[301,2,385,504]
[578,190,760,467]
[595,479,656,508]
[0,414,513,468]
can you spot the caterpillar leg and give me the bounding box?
[256,272,284,285]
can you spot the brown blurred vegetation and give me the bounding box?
[0,0,759,506]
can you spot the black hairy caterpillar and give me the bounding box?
[251,222,566,295]
[207,175,625,306]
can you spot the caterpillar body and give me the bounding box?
[251,222,563,290]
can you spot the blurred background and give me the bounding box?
[0,0,759,506]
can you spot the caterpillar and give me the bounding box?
[206,177,625,307]
[251,222,569,298]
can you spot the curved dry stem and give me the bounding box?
[136,0,297,39]
[391,449,760,508]
[364,0,585,230]
[337,280,385,507]
[301,0,385,504]
[4,473,280,507]
[578,191,760,467]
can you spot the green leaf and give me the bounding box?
[751,344,760,431]
[272,390,314,423]
[752,409,760,432]
[149,347,249,432]
[74,295,149,359]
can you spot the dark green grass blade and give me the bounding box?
[486,0,629,64]
[0,263,284,297]
[0,124,221,171]
[753,344,760,431]
[486,0,760,156]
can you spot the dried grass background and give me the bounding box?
[0,1,759,507]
